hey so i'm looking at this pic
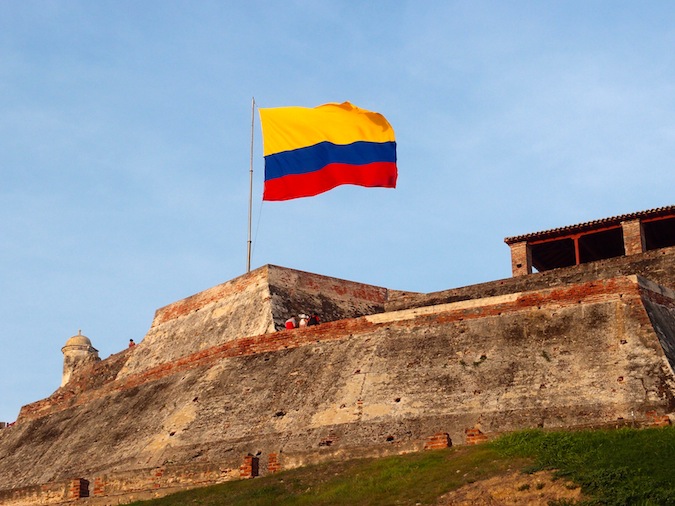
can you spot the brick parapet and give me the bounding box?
[387,246,675,313]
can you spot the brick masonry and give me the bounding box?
[239,455,259,479]
[268,453,281,473]
[424,433,452,450]
[465,428,489,445]
[509,241,532,277]
[622,219,646,256]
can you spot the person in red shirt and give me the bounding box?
[285,316,297,329]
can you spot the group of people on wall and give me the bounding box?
[285,313,320,329]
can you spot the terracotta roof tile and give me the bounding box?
[504,205,675,245]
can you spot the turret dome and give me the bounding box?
[64,330,93,348]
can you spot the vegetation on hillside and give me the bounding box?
[493,426,675,505]
[129,426,675,506]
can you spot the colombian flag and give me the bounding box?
[259,102,398,201]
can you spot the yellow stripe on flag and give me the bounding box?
[259,102,396,156]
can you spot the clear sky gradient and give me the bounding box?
[1,1,674,421]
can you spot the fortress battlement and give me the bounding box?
[1,209,675,505]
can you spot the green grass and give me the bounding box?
[128,445,526,506]
[492,426,675,505]
[129,426,675,506]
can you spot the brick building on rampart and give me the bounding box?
[0,206,674,505]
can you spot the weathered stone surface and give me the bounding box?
[0,255,674,503]
[117,264,388,379]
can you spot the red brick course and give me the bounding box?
[465,428,489,445]
[68,478,89,499]
[646,410,672,427]
[93,476,105,497]
[424,433,452,450]
[239,455,259,479]
[268,453,282,473]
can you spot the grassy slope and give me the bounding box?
[129,426,675,506]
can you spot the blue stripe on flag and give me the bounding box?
[264,140,397,181]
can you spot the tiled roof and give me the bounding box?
[504,205,675,245]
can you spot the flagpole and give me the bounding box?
[247,97,255,273]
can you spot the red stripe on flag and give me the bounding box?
[263,161,397,201]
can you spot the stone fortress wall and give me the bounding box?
[0,219,674,504]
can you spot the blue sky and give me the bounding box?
[1,1,674,421]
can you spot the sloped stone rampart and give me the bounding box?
[116,265,388,380]
[1,273,674,501]
[117,266,276,379]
